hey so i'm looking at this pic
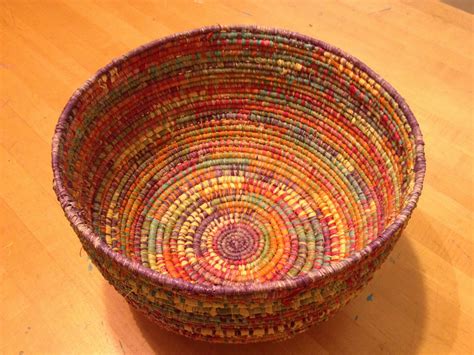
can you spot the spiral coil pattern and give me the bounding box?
[53,26,425,342]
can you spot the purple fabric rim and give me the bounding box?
[51,25,426,295]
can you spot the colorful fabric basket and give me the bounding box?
[52,26,425,343]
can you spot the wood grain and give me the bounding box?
[0,1,472,353]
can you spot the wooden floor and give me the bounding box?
[1,1,473,354]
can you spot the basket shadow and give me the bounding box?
[101,227,447,354]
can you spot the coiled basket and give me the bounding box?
[52,26,425,343]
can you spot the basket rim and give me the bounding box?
[52,25,426,295]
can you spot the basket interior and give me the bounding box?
[56,28,417,285]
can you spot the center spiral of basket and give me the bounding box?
[213,223,258,260]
